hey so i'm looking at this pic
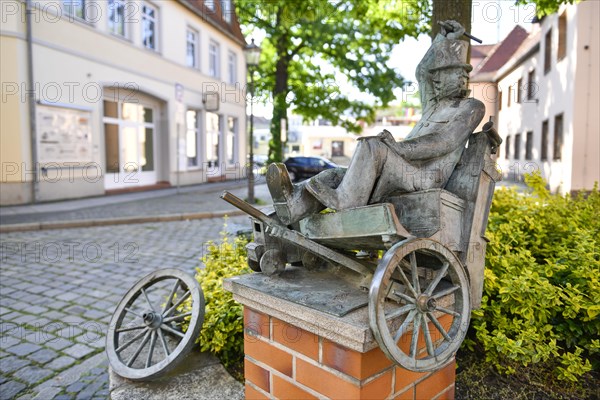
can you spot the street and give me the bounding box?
[0,214,248,399]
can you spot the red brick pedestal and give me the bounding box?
[224,276,456,400]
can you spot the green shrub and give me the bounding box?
[186,222,252,368]
[466,172,599,381]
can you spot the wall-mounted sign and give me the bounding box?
[36,104,93,164]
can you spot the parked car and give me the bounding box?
[283,156,338,182]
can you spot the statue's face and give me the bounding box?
[432,67,469,99]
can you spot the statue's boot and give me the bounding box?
[266,163,328,225]
[306,140,380,210]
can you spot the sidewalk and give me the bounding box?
[0,180,271,231]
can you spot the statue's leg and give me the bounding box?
[266,164,345,225]
[306,139,387,210]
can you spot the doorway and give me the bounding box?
[103,98,158,190]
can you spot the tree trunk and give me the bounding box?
[431,0,472,41]
[268,47,290,163]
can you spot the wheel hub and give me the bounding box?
[417,295,437,312]
[142,311,163,330]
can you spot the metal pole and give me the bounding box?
[25,0,38,204]
[247,68,255,204]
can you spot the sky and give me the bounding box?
[251,0,534,118]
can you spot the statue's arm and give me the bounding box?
[393,101,485,161]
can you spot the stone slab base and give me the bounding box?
[243,307,455,400]
[108,351,243,400]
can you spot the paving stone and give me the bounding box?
[75,377,105,400]
[52,395,72,400]
[13,365,52,385]
[62,344,94,360]
[44,311,67,321]
[1,311,24,321]
[65,381,86,394]
[0,376,7,385]
[28,348,58,364]
[0,307,11,316]
[43,337,72,351]
[6,342,41,356]
[25,306,48,315]
[0,380,27,400]
[45,355,76,371]
[65,306,86,315]
[0,336,21,350]
[12,315,40,325]
[0,356,29,373]
[55,293,78,302]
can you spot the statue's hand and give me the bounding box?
[440,20,465,40]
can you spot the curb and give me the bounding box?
[0,209,248,233]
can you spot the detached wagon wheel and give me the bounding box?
[368,238,470,372]
[106,269,204,381]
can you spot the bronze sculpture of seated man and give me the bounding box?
[266,21,485,225]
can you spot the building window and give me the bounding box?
[544,28,552,74]
[63,0,86,20]
[108,0,126,37]
[206,112,220,167]
[517,78,522,103]
[220,0,232,23]
[186,29,199,68]
[541,120,549,161]
[205,0,215,10]
[186,110,201,167]
[505,135,511,159]
[514,133,521,160]
[227,51,237,85]
[209,41,220,78]
[498,90,502,111]
[553,113,563,161]
[226,117,237,164]
[527,69,536,101]
[507,85,512,107]
[525,131,533,160]
[558,11,567,61]
[142,3,158,51]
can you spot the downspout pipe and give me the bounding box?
[25,0,38,203]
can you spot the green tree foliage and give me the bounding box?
[516,0,579,16]
[236,0,429,162]
[467,173,599,381]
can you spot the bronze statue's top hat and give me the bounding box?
[427,39,472,72]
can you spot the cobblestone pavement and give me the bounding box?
[0,215,249,399]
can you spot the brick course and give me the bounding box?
[243,307,456,400]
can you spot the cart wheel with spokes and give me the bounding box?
[106,268,204,381]
[368,238,470,372]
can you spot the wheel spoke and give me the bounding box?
[421,314,435,356]
[392,290,416,304]
[163,311,193,323]
[425,262,449,296]
[409,313,422,358]
[163,290,191,318]
[161,323,186,339]
[116,328,148,353]
[116,325,146,333]
[410,252,420,295]
[432,285,460,300]
[437,306,461,317]
[145,331,157,368]
[427,312,451,341]
[162,279,181,314]
[126,330,151,367]
[385,304,415,320]
[157,328,170,356]
[124,307,143,319]
[396,261,419,298]
[394,309,417,342]
[141,288,156,312]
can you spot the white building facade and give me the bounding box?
[473,2,599,194]
[0,0,248,205]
